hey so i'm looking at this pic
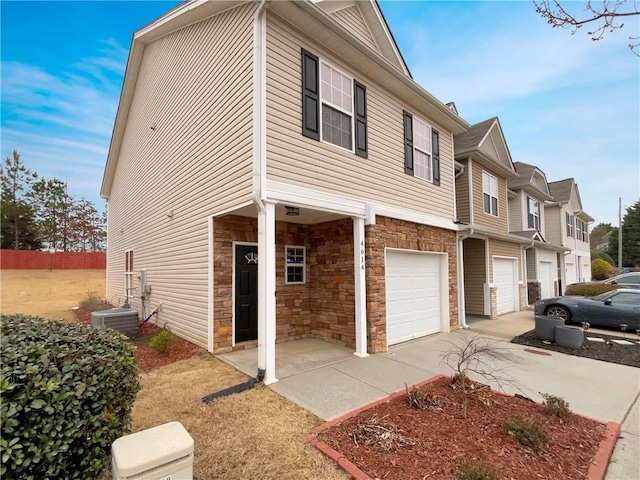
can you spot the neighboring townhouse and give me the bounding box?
[546,178,594,292]
[507,162,569,303]
[453,118,530,320]
[101,0,470,383]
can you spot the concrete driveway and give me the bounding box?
[218,311,639,479]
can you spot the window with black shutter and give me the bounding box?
[404,111,439,185]
[301,49,319,140]
[300,49,367,155]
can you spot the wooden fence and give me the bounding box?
[1,250,106,270]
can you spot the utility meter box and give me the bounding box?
[111,422,194,480]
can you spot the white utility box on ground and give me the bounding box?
[111,421,194,480]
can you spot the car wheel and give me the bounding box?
[545,305,571,323]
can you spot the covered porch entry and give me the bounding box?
[210,199,368,385]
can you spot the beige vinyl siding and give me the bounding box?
[544,205,561,244]
[488,239,522,283]
[526,249,536,281]
[463,238,486,316]
[106,4,256,349]
[265,16,455,220]
[330,5,379,52]
[455,160,470,223]
[473,165,508,231]
[508,191,524,232]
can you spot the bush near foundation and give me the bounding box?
[0,314,140,480]
[564,283,619,297]
[590,258,613,280]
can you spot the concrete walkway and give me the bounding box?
[218,311,640,479]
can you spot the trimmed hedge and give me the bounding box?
[0,315,140,480]
[591,258,613,280]
[564,283,620,297]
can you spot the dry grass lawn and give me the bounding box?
[0,269,106,321]
[2,269,346,479]
[131,355,348,480]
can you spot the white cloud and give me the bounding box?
[1,39,127,208]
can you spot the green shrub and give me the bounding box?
[78,292,114,312]
[591,251,615,267]
[541,393,571,420]
[564,283,620,296]
[454,460,502,480]
[0,314,139,480]
[591,258,613,280]
[148,328,178,354]
[501,415,550,453]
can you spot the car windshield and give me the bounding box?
[591,292,614,301]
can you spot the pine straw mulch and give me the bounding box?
[315,376,606,480]
[75,308,204,372]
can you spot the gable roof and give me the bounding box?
[314,0,411,77]
[548,178,594,222]
[508,161,552,200]
[101,0,469,198]
[547,178,573,203]
[454,117,517,178]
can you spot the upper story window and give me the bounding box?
[527,197,540,230]
[301,49,367,157]
[286,246,305,284]
[403,111,440,186]
[566,213,575,238]
[482,171,498,216]
[576,218,583,242]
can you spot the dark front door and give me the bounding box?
[235,244,258,343]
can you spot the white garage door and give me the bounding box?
[565,262,576,286]
[494,258,517,315]
[386,250,441,346]
[539,262,553,299]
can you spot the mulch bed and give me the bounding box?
[75,308,205,372]
[512,329,640,368]
[315,376,607,480]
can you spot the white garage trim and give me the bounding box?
[493,256,519,315]
[385,248,449,348]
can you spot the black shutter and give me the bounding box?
[403,111,413,175]
[301,49,319,140]
[354,80,367,158]
[432,129,440,186]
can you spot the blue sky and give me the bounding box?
[2,1,638,227]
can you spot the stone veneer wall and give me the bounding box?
[308,219,355,348]
[213,215,355,353]
[364,216,458,353]
[213,215,258,353]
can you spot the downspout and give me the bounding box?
[252,0,268,211]
[252,0,268,382]
[457,228,474,329]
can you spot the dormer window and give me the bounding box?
[527,197,540,230]
[482,171,498,216]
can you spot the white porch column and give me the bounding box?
[258,200,277,384]
[352,216,368,357]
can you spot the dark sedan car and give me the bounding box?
[534,289,640,329]
[566,272,640,292]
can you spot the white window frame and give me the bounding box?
[413,116,433,181]
[319,60,354,152]
[285,245,306,284]
[482,171,499,216]
[566,213,574,238]
[125,249,134,301]
[528,197,540,230]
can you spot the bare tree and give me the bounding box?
[534,0,640,54]
[441,335,521,418]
